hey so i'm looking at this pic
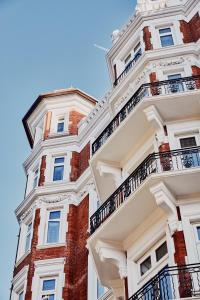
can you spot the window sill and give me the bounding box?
[48,131,69,139]
[37,243,66,250]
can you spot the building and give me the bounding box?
[11,0,200,299]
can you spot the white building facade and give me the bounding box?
[11,0,200,299]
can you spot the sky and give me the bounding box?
[0,0,136,298]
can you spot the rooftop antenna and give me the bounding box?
[94,44,109,52]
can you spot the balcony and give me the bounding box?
[129,264,200,300]
[92,75,200,156]
[90,146,200,234]
[113,51,142,87]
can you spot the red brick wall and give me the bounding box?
[63,195,89,300]
[143,27,153,51]
[180,13,200,43]
[13,195,89,300]
[44,111,52,140]
[38,155,46,186]
[68,111,86,135]
[70,143,90,181]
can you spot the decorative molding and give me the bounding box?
[38,193,76,204]
[136,0,167,15]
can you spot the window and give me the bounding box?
[53,157,64,181]
[41,279,56,300]
[140,256,152,276]
[197,227,200,241]
[33,168,39,189]
[159,28,174,47]
[168,74,184,93]
[57,117,65,133]
[134,42,142,61]
[47,211,61,244]
[180,137,200,168]
[97,280,105,299]
[156,242,168,262]
[18,291,24,300]
[25,223,32,253]
[124,53,131,66]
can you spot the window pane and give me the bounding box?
[97,280,105,298]
[168,74,182,80]
[54,157,64,164]
[47,221,60,243]
[18,292,23,300]
[25,233,31,252]
[180,137,197,148]
[156,242,168,261]
[160,35,174,47]
[57,122,64,133]
[49,211,61,220]
[197,227,200,240]
[42,279,56,291]
[53,166,64,181]
[140,256,152,276]
[159,28,171,34]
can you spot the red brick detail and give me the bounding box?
[180,13,200,44]
[13,195,89,300]
[173,231,187,266]
[192,66,200,89]
[159,143,171,171]
[143,26,153,51]
[70,143,90,181]
[68,111,86,135]
[173,231,192,298]
[44,111,52,140]
[149,72,159,96]
[63,195,89,300]
[38,155,46,186]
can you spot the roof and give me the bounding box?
[22,88,98,148]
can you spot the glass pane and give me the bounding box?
[25,233,31,252]
[47,221,60,243]
[42,294,55,300]
[168,74,181,80]
[180,137,197,148]
[97,280,105,298]
[57,122,64,133]
[54,157,64,164]
[33,176,38,188]
[156,242,168,261]
[159,28,171,34]
[49,211,61,220]
[42,279,56,291]
[53,166,64,181]
[197,227,200,240]
[18,292,23,300]
[140,256,152,276]
[160,35,174,47]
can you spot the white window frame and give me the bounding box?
[40,277,57,300]
[24,221,33,253]
[32,258,65,300]
[156,24,176,48]
[50,111,69,135]
[45,210,61,245]
[11,266,28,300]
[123,40,142,68]
[50,154,69,183]
[17,212,34,262]
[136,238,168,286]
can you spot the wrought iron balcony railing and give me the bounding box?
[92,75,200,156]
[90,146,200,234]
[129,263,200,300]
[113,51,142,87]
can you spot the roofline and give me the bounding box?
[22,88,98,148]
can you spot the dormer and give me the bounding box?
[23,88,97,148]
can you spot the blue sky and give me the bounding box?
[0,0,136,298]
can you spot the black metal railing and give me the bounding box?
[129,263,200,300]
[92,75,200,155]
[90,146,200,234]
[113,51,142,87]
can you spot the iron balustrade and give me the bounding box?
[113,51,142,87]
[90,146,200,234]
[92,75,200,156]
[128,263,200,300]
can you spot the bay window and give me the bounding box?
[53,157,65,181]
[41,279,56,300]
[46,211,61,244]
